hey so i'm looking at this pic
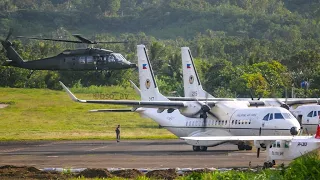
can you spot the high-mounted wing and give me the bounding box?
[180,135,315,141]
[60,81,187,109]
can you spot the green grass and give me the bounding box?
[0,87,176,140]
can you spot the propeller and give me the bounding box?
[194,92,220,127]
[257,127,261,158]
[16,34,128,45]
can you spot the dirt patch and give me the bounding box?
[111,169,143,179]
[0,104,8,109]
[182,168,213,176]
[146,169,178,180]
[0,165,70,180]
[76,168,113,178]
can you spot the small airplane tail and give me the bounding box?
[181,47,214,98]
[137,45,168,101]
[1,29,25,66]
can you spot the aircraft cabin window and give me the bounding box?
[277,142,280,148]
[79,56,85,64]
[263,114,269,121]
[285,141,289,148]
[275,113,284,119]
[235,120,237,124]
[269,113,273,120]
[232,120,234,124]
[313,111,317,117]
[307,111,313,117]
[86,56,93,64]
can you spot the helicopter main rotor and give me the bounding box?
[16,34,128,45]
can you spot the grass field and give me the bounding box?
[0,86,176,141]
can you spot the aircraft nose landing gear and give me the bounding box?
[263,160,275,168]
[192,146,208,151]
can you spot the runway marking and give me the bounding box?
[0,147,28,153]
[86,146,108,152]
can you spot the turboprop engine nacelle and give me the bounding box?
[254,140,267,150]
[179,101,203,117]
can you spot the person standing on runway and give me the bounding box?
[115,125,120,142]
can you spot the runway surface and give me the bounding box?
[0,140,291,169]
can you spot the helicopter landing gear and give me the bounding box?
[105,71,112,78]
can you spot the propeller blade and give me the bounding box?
[257,148,260,158]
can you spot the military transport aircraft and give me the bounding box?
[60,44,300,152]
[181,124,320,168]
[1,29,136,76]
[172,47,320,134]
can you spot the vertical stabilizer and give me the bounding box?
[181,47,214,98]
[1,40,24,65]
[137,45,168,101]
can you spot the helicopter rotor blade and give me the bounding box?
[72,34,95,44]
[15,36,83,44]
[95,40,129,44]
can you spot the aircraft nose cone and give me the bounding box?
[290,126,299,135]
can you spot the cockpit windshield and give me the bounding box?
[274,113,284,119]
[282,113,294,119]
[110,53,129,63]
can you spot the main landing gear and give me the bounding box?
[263,160,276,168]
[237,142,252,150]
[193,146,207,151]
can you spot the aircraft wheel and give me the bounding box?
[272,160,276,166]
[200,146,207,151]
[244,145,252,150]
[193,146,200,151]
[237,144,245,150]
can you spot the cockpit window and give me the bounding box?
[282,113,292,119]
[307,111,313,117]
[269,113,273,120]
[263,114,269,121]
[111,53,129,63]
[274,113,284,119]
[313,111,317,117]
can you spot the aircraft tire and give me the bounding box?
[200,146,207,151]
[244,145,252,150]
[192,146,200,151]
[237,144,245,151]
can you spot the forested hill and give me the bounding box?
[1,0,320,98]
[1,0,320,39]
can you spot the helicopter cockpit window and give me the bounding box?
[113,53,129,63]
[86,56,93,64]
[108,54,116,62]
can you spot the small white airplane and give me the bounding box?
[173,46,320,134]
[60,45,301,152]
[181,124,320,168]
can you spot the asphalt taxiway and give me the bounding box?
[0,140,291,169]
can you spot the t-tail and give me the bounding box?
[1,29,25,67]
[137,44,168,101]
[181,47,214,98]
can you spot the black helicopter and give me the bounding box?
[1,29,137,75]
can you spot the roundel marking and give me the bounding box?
[145,79,151,89]
[189,75,194,84]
